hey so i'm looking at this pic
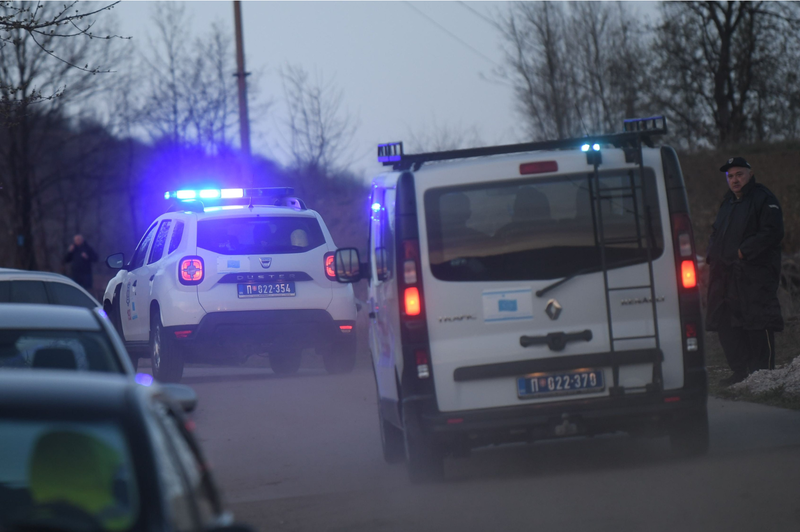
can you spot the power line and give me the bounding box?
[402,1,500,68]
[457,1,502,32]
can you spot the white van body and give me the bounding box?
[342,121,708,481]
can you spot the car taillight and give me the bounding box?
[685,323,698,352]
[339,325,353,333]
[179,256,204,285]
[174,330,193,339]
[681,260,696,289]
[401,240,423,317]
[324,252,336,281]
[404,287,421,316]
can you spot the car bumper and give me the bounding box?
[405,368,707,448]
[164,309,356,355]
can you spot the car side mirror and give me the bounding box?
[106,253,126,270]
[334,248,363,283]
[160,383,198,413]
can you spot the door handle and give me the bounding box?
[132,280,137,287]
[149,275,155,281]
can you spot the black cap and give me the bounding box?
[720,156,751,172]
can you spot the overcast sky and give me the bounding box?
[113,1,660,179]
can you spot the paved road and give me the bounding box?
[162,359,800,532]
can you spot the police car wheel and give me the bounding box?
[322,342,357,374]
[669,406,710,458]
[269,348,302,375]
[150,313,184,383]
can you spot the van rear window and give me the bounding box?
[424,169,663,281]
[197,216,325,255]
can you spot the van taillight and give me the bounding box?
[324,252,336,280]
[415,350,430,379]
[681,260,696,288]
[179,256,204,285]
[404,287,421,316]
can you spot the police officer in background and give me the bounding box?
[64,234,98,292]
[705,157,784,386]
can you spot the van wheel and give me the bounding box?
[669,407,709,458]
[151,314,184,383]
[403,409,444,483]
[379,408,405,464]
[270,349,302,375]
[322,342,357,374]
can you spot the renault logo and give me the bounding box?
[545,299,562,320]
[259,257,272,268]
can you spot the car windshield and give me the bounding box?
[197,216,325,255]
[424,169,664,282]
[0,330,122,374]
[0,419,139,532]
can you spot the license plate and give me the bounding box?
[517,369,604,399]
[237,282,296,298]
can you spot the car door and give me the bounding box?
[121,222,159,341]
[369,184,401,407]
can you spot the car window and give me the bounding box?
[148,220,173,265]
[168,221,184,255]
[372,189,395,281]
[0,419,139,532]
[0,330,121,373]
[197,216,325,255]
[47,282,97,309]
[424,168,664,281]
[0,281,48,304]
[130,223,158,270]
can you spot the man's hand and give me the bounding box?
[738,249,744,259]
[68,244,75,252]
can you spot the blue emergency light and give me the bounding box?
[581,143,601,152]
[164,187,293,201]
[378,142,403,163]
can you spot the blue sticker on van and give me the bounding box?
[228,260,241,268]
[498,299,518,312]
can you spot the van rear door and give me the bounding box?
[418,154,683,413]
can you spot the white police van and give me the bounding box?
[334,117,707,482]
[103,188,358,382]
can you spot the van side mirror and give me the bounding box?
[106,253,126,270]
[334,248,363,283]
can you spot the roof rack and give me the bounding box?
[378,116,668,171]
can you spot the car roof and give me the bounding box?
[0,269,101,305]
[0,303,102,330]
[0,371,138,417]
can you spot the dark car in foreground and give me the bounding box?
[0,371,250,532]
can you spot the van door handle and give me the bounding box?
[132,280,137,288]
[149,275,155,281]
[520,330,593,352]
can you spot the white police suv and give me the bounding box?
[334,117,708,482]
[103,188,358,382]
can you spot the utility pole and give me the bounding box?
[233,1,252,185]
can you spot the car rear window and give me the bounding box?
[0,330,121,373]
[424,169,664,281]
[0,419,139,532]
[47,283,97,309]
[197,216,325,255]
[0,281,48,304]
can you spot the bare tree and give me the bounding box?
[280,64,357,175]
[406,118,483,153]
[0,1,125,269]
[652,1,800,147]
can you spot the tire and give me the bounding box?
[379,407,405,464]
[669,406,710,458]
[150,313,184,383]
[270,348,302,375]
[322,341,357,374]
[403,407,444,483]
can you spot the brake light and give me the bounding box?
[416,350,430,379]
[174,330,193,339]
[339,325,353,333]
[324,252,336,280]
[520,161,558,175]
[179,256,204,285]
[405,287,421,316]
[681,260,696,289]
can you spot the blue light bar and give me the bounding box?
[199,189,220,199]
[581,144,590,152]
[371,202,381,212]
[378,142,404,163]
[176,190,196,200]
[165,188,295,202]
[592,144,601,151]
[135,373,153,387]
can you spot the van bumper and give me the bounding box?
[406,368,707,448]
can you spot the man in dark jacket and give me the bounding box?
[706,157,784,385]
[64,234,98,292]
